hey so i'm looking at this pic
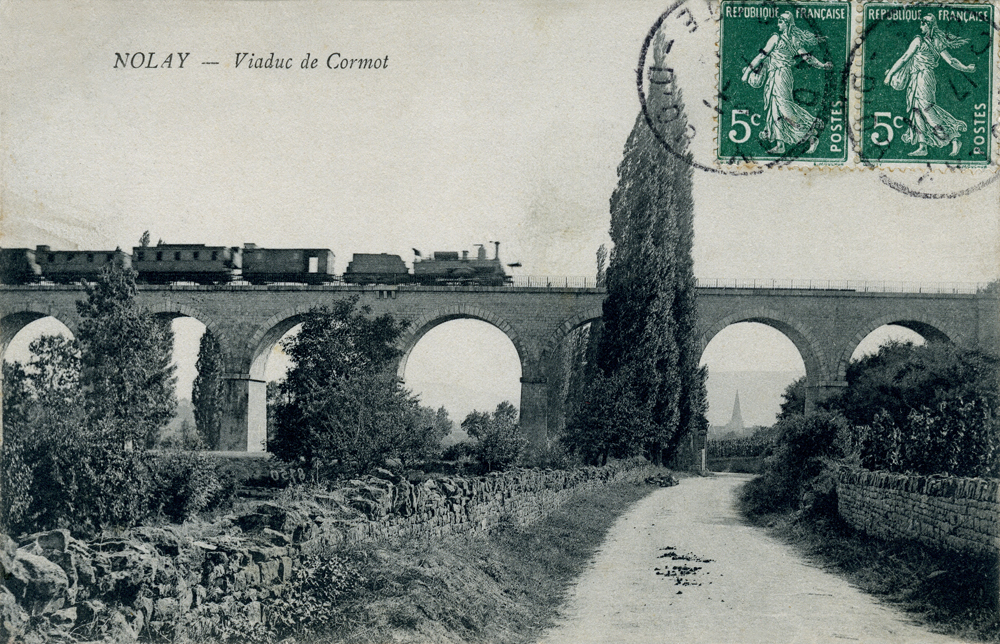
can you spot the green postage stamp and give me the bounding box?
[718,2,851,164]
[860,4,994,166]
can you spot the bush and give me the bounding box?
[740,411,848,516]
[2,425,153,537]
[834,342,1000,478]
[441,441,476,461]
[148,452,238,522]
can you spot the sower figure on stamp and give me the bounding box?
[742,12,833,155]
[884,14,975,157]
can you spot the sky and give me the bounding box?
[2,0,997,428]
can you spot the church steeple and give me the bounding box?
[725,392,744,433]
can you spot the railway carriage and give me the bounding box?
[36,245,131,284]
[132,244,240,285]
[241,245,336,284]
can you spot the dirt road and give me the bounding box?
[538,473,968,644]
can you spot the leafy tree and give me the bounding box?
[2,360,33,433]
[398,405,452,466]
[76,263,177,448]
[577,36,704,464]
[192,329,224,448]
[270,298,414,476]
[1,337,87,531]
[562,371,644,465]
[266,379,285,446]
[834,341,1000,477]
[777,376,808,421]
[462,401,526,472]
[740,411,848,515]
[139,230,151,247]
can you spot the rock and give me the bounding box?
[235,503,313,543]
[154,597,177,621]
[0,585,28,644]
[262,528,292,547]
[245,600,262,625]
[130,526,183,557]
[0,535,14,582]
[50,606,77,627]
[7,551,70,616]
[374,467,401,483]
[106,609,139,643]
[75,598,105,623]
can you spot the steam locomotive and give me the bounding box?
[0,242,514,286]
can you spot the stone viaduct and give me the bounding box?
[2,283,997,452]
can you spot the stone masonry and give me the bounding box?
[837,467,1000,559]
[0,460,658,643]
[2,284,997,452]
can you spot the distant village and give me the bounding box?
[708,393,766,440]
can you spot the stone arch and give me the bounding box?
[697,307,830,387]
[145,301,233,373]
[836,313,954,380]
[396,305,528,380]
[244,302,328,379]
[540,305,604,363]
[1,305,78,359]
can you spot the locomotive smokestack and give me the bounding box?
[463,250,469,260]
[494,241,500,260]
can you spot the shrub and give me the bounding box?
[740,411,847,516]
[834,342,1000,478]
[148,452,238,522]
[1,414,156,536]
[441,441,476,461]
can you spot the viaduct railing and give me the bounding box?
[506,277,993,294]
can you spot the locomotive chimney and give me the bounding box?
[463,250,469,260]
[476,245,486,261]
[493,241,500,260]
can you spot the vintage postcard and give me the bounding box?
[1,0,998,642]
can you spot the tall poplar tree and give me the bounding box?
[584,43,706,463]
[192,329,224,449]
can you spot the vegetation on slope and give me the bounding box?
[215,478,662,644]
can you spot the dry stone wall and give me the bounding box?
[1,460,658,643]
[837,467,1000,559]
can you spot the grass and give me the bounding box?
[236,476,663,644]
[739,482,1000,643]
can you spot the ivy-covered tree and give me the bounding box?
[192,329,224,449]
[76,263,177,448]
[270,298,416,476]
